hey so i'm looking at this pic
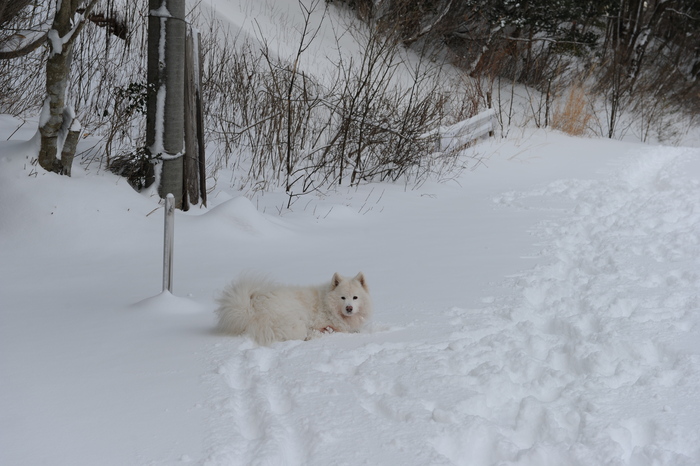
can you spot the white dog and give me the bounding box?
[215,272,373,345]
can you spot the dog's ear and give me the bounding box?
[354,272,368,291]
[331,272,343,289]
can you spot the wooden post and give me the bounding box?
[196,32,207,207]
[183,28,198,210]
[183,28,207,208]
[163,193,175,293]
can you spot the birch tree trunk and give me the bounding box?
[37,0,97,175]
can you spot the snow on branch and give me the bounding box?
[48,0,99,56]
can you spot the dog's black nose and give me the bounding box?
[345,305,353,313]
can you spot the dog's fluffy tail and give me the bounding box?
[215,274,282,344]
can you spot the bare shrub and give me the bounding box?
[200,1,477,205]
[0,2,52,115]
[1,0,485,202]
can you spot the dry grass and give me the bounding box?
[551,85,593,136]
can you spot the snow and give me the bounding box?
[151,3,172,18]
[46,9,85,57]
[38,97,51,127]
[47,28,63,55]
[1,0,700,464]
[2,117,698,466]
[70,117,81,132]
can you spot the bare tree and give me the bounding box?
[38,0,99,175]
[0,0,98,175]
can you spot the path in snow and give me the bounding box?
[204,146,700,465]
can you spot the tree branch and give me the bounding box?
[0,0,98,60]
[63,0,100,50]
[0,31,48,59]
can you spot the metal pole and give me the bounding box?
[163,193,175,293]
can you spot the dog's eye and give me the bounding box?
[341,296,345,300]
[353,296,358,300]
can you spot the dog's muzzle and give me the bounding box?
[343,306,355,316]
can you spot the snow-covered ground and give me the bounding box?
[1,118,699,465]
[2,0,700,464]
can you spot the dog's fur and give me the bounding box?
[215,272,373,345]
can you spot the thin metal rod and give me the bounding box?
[163,193,175,293]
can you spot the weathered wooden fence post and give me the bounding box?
[183,27,207,210]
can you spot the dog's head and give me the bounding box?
[326,272,373,330]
